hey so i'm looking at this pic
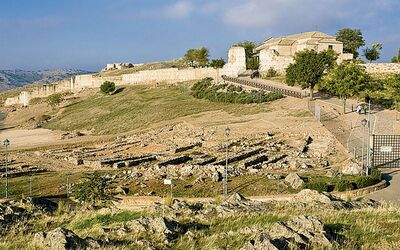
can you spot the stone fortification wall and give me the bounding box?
[363,63,400,74]
[3,79,71,106]
[4,68,221,106]
[121,67,220,85]
[71,75,122,90]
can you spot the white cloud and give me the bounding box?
[193,0,400,34]
[163,1,194,19]
[137,1,194,20]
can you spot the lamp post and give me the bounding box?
[361,119,367,174]
[3,139,10,198]
[224,127,231,196]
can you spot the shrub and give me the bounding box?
[47,93,63,107]
[100,81,116,94]
[335,179,354,192]
[266,67,278,77]
[73,172,113,208]
[355,176,377,189]
[302,181,329,192]
[227,84,242,92]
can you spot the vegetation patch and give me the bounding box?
[70,211,142,230]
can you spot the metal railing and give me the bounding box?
[222,75,308,98]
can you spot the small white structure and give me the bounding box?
[220,46,247,77]
[104,63,134,71]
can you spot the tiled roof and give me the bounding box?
[255,31,341,52]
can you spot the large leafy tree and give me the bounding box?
[235,41,259,70]
[336,28,365,58]
[184,47,209,67]
[321,62,370,113]
[364,43,383,63]
[286,49,337,99]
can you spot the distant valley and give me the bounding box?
[0,69,93,92]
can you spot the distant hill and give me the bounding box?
[0,69,93,92]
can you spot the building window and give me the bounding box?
[328,45,333,50]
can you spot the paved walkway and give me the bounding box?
[366,168,400,204]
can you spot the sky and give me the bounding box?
[0,0,399,71]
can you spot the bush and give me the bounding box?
[302,181,329,192]
[73,172,113,208]
[266,67,278,77]
[335,179,354,192]
[355,176,377,189]
[227,84,242,92]
[47,93,63,107]
[100,81,116,94]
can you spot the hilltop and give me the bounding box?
[0,69,93,91]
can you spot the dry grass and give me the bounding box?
[1,202,399,249]
[44,83,273,134]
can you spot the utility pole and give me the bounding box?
[29,175,32,197]
[361,119,367,174]
[3,139,10,199]
[367,100,372,173]
[224,127,231,196]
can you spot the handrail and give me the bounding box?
[221,75,307,99]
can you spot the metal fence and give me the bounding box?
[372,135,400,168]
[222,76,308,98]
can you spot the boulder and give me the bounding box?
[341,162,363,175]
[293,189,332,204]
[33,227,100,250]
[284,173,304,189]
[226,192,247,205]
[211,171,222,182]
[125,217,182,241]
[241,233,280,250]
[21,197,58,214]
[269,216,332,247]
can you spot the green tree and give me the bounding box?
[235,41,259,70]
[336,28,365,58]
[100,81,116,94]
[321,62,370,113]
[364,43,383,63]
[209,58,226,68]
[384,74,400,110]
[285,49,338,99]
[184,47,209,67]
[47,93,63,107]
[391,49,400,63]
[73,172,113,208]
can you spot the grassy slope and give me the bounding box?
[45,83,269,134]
[1,204,399,249]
